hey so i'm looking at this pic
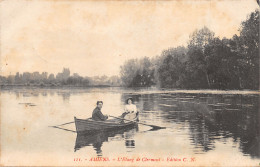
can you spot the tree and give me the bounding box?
[48,73,55,82]
[137,57,155,87]
[186,27,215,88]
[15,72,21,84]
[238,10,259,89]
[41,72,48,83]
[120,57,155,87]
[203,37,235,89]
[120,59,139,87]
[0,76,7,84]
[56,68,70,84]
[7,75,15,84]
[188,26,215,52]
[158,47,187,88]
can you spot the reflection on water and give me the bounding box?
[75,126,138,156]
[1,87,259,165]
[133,93,260,158]
[58,92,71,102]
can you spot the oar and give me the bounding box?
[109,115,166,130]
[48,121,75,133]
[51,121,75,127]
[50,125,76,133]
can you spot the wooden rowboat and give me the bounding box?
[74,113,138,134]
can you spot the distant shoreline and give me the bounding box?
[0,85,259,95]
[0,84,119,89]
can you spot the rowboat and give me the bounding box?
[74,112,138,134]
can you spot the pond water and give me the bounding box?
[1,87,259,166]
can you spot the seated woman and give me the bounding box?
[121,98,138,119]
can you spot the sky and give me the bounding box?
[0,0,258,77]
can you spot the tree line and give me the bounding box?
[1,10,258,90]
[120,10,259,90]
[0,68,121,87]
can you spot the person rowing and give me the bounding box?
[92,101,108,121]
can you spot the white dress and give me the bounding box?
[123,104,137,121]
[124,104,137,114]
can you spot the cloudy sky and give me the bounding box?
[1,0,258,77]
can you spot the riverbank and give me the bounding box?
[0,84,115,89]
[1,85,259,95]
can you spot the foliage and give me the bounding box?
[0,68,121,87]
[120,57,155,87]
[158,47,187,88]
[120,10,259,90]
[1,11,258,90]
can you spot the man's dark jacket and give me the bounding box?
[92,107,108,121]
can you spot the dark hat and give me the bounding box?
[96,101,103,105]
[125,97,133,104]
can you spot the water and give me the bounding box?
[1,87,259,166]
